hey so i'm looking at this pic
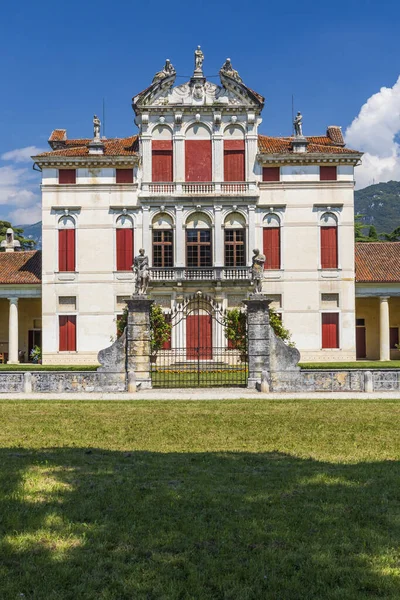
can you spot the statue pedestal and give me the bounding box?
[126,295,153,389]
[291,136,308,154]
[243,294,272,389]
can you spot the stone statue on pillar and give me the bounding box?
[250,249,266,294]
[133,248,150,295]
[93,115,101,140]
[194,46,204,73]
[293,111,303,137]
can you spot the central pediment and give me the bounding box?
[132,48,264,113]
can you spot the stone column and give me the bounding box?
[214,205,223,266]
[213,133,224,182]
[243,294,271,388]
[175,205,185,267]
[141,134,152,182]
[379,296,390,361]
[173,134,185,182]
[8,297,19,364]
[126,296,153,388]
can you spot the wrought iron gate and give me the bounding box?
[151,293,248,388]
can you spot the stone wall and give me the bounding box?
[0,371,126,394]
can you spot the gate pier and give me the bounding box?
[243,294,272,389]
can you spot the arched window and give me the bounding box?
[152,213,174,268]
[320,213,338,269]
[263,214,281,270]
[224,212,246,267]
[58,215,76,272]
[116,215,134,271]
[185,124,212,182]
[185,212,212,267]
[152,126,173,182]
[224,126,245,182]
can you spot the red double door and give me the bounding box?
[186,314,212,360]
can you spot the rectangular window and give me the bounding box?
[262,167,280,182]
[59,315,76,351]
[59,169,76,184]
[58,296,77,311]
[320,166,337,181]
[153,230,173,267]
[224,140,245,182]
[263,227,281,269]
[321,226,338,269]
[390,327,399,349]
[152,140,173,182]
[186,230,212,267]
[322,313,339,348]
[321,293,339,308]
[185,140,212,182]
[225,229,245,267]
[58,229,75,272]
[116,228,133,271]
[116,169,134,184]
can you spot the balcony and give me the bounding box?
[149,267,251,283]
[140,181,259,197]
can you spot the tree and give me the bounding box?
[381,226,400,242]
[354,214,370,242]
[224,306,295,360]
[0,220,36,251]
[116,304,172,354]
[368,225,379,241]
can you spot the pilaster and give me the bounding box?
[379,296,390,361]
[214,205,223,266]
[175,205,185,267]
[173,133,185,182]
[8,297,19,364]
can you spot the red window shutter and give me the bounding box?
[66,229,75,272]
[59,316,68,351]
[263,227,281,270]
[59,229,75,272]
[116,228,133,271]
[67,316,76,351]
[390,327,399,349]
[59,169,76,184]
[59,230,67,272]
[320,166,337,181]
[152,140,173,182]
[262,167,280,182]
[322,313,339,348]
[224,140,245,182]
[185,140,212,181]
[321,226,338,269]
[116,169,134,183]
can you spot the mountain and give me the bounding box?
[354,180,400,235]
[18,221,42,250]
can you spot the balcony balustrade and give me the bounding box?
[149,267,251,282]
[140,181,258,196]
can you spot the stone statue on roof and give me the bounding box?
[220,58,242,83]
[152,59,176,83]
[293,111,303,137]
[93,115,101,140]
[194,46,204,72]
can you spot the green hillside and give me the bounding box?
[355,180,400,235]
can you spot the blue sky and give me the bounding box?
[1,0,400,223]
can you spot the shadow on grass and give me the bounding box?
[1,448,399,599]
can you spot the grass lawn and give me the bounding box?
[300,361,400,369]
[1,399,400,599]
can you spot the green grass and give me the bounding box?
[1,399,400,599]
[151,367,247,387]
[0,364,99,371]
[300,360,400,369]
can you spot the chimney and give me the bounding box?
[327,126,345,146]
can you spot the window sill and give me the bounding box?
[263,269,283,280]
[56,272,77,282]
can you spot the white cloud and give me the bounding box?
[345,76,400,189]
[8,204,42,225]
[1,146,46,163]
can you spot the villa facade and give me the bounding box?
[1,49,399,365]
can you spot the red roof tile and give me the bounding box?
[258,134,360,155]
[355,243,400,283]
[0,251,41,285]
[36,135,139,158]
[49,129,66,142]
